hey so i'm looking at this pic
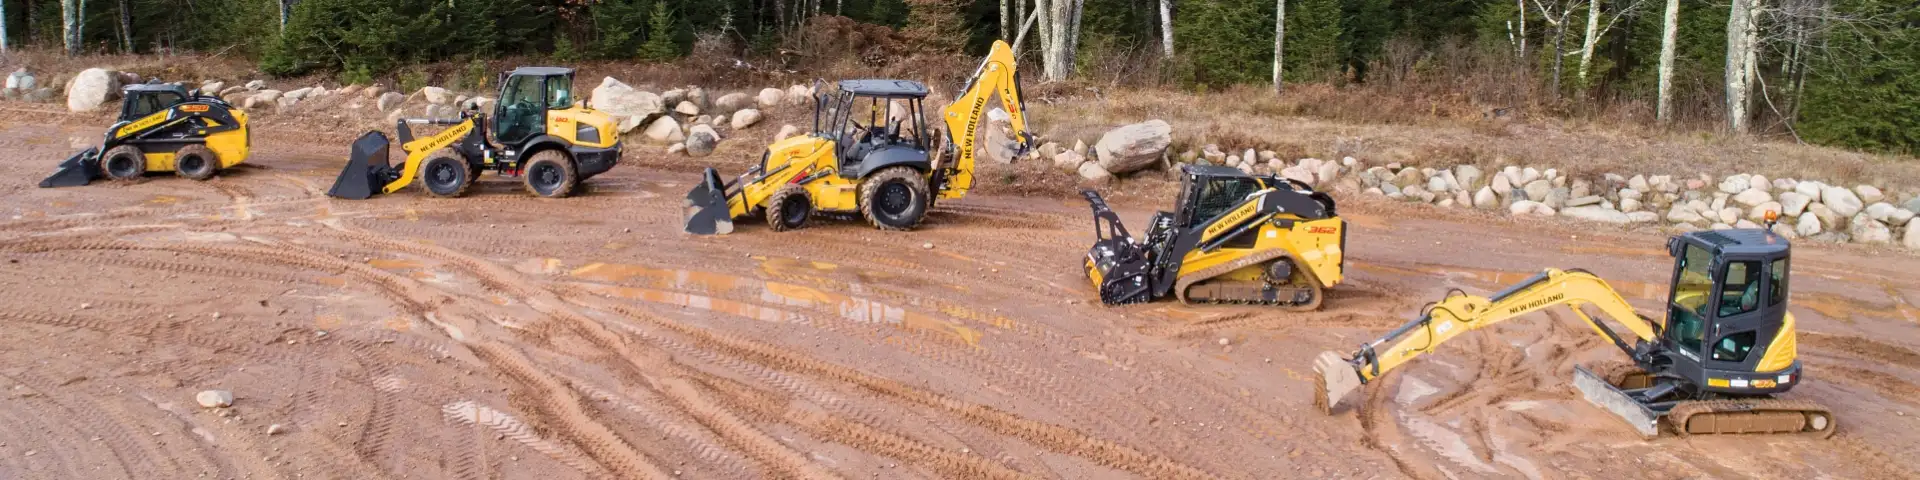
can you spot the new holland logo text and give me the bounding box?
[1203,204,1258,240]
[1507,292,1565,315]
[426,123,470,147]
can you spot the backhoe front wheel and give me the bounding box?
[767,186,812,231]
[100,145,146,182]
[419,151,472,198]
[174,145,219,181]
[523,150,577,198]
[859,166,929,231]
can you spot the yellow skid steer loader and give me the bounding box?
[41,84,250,187]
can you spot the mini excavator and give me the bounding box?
[329,67,620,199]
[1082,165,1345,310]
[41,84,250,187]
[1314,220,1835,438]
[683,40,1031,235]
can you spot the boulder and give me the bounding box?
[23,88,53,102]
[1718,174,1750,194]
[1732,188,1772,207]
[1888,208,1915,227]
[1855,185,1885,204]
[731,109,763,129]
[1619,188,1644,201]
[1748,202,1783,222]
[589,77,665,126]
[378,92,405,112]
[642,116,685,143]
[1779,192,1812,217]
[667,143,686,155]
[1627,211,1660,223]
[1651,175,1677,193]
[774,124,800,141]
[1078,161,1113,185]
[1427,176,1451,194]
[662,88,687,107]
[786,85,812,105]
[1773,178,1798,191]
[1093,120,1173,175]
[1748,175,1770,192]
[684,125,720,157]
[1317,162,1342,186]
[66,68,120,112]
[420,87,453,105]
[1717,207,1741,226]
[1907,197,1920,214]
[1510,200,1556,216]
[710,114,728,126]
[675,101,700,115]
[6,69,35,91]
[1492,173,1514,197]
[245,79,267,90]
[1626,175,1649,193]
[1667,205,1707,226]
[1686,178,1707,190]
[1849,214,1893,245]
[284,87,315,101]
[1905,221,1920,250]
[1281,165,1316,186]
[756,88,785,107]
[1822,186,1864,218]
[1621,198,1643,213]
[1794,180,1824,199]
[1544,188,1571,209]
[1565,195,1604,208]
[1521,167,1543,184]
[1453,165,1483,190]
[694,115,711,126]
[197,80,223,95]
[1388,168,1422,189]
[196,390,234,408]
[1809,203,1844,231]
[1735,219,1762,229]
[465,96,496,112]
[1523,180,1552,202]
[1402,185,1435,203]
[686,87,711,110]
[1561,206,1632,224]
[1054,150,1088,172]
[713,92,754,115]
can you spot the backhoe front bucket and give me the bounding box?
[328,131,394,200]
[1572,365,1662,438]
[683,167,734,235]
[39,147,101,188]
[1313,351,1364,414]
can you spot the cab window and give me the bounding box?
[1718,261,1763,317]
[1186,177,1264,227]
[125,92,183,119]
[1768,258,1788,306]
[546,76,573,110]
[1667,245,1715,353]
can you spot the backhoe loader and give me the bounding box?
[1082,165,1345,310]
[683,40,1031,235]
[1314,221,1836,438]
[329,67,621,199]
[41,84,250,187]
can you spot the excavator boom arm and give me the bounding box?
[939,39,1031,199]
[1315,268,1661,411]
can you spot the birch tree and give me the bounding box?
[1,1,8,53]
[1034,0,1085,81]
[1656,0,1679,123]
[1273,0,1286,92]
[62,0,86,57]
[1577,0,1601,83]
[1001,0,1011,39]
[1725,0,1762,134]
[1159,0,1174,57]
[118,0,132,53]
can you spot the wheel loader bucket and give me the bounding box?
[1572,365,1662,438]
[39,147,101,188]
[1313,351,1364,414]
[328,131,394,200]
[683,167,734,235]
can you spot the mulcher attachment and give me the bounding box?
[683,167,735,235]
[1082,190,1156,305]
[328,131,396,200]
[39,147,102,188]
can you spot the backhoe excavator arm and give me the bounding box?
[938,39,1031,199]
[1314,268,1663,411]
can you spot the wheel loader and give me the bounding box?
[329,67,621,199]
[1082,164,1345,310]
[683,40,1031,235]
[41,84,250,187]
[1314,219,1836,438]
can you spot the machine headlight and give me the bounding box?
[576,123,601,144]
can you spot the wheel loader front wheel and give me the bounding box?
[767,186,812,232]
[419,152,473,198]
[100,145,146,181]
[859,167,929,231]
[523,150,577,198]
[174,145,218,181]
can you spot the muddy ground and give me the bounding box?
[2,112,1918,480]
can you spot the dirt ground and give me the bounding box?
[2,108,1919,480]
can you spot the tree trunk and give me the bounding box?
[1551,15,1566,99]
[1,0,9,53]
[1656,0,1678,123]
[118,0,132,53]
[1577,0,1602,85]
[1517,0,1527,59]
[1725,0,1759,134]
[1273,0,1285,91]
[1158,0,1174,57]
[63,0,83,57]
[279,0,291,32]
[1001,0,1011,40]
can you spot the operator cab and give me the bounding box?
[494,67,577,146]
[818,80,929,178]
[119,84,192,122]
[1662,229,1792,386]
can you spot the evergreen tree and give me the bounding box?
[638,1,682,61]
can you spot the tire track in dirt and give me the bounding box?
[466,340,680,480]
[565,379,762,477]
[440,400,612,478]
[1802,331,1920,368]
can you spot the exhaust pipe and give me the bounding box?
[683,167,735,235]
[328,131,395,200]
[39,147,102,188]
[1312,351,1364,414]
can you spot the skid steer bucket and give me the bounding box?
[39,147,102,188]
[683,167,735,235]
[1313,351,1364,414]
[328,132,395,200]
[1572,365,1663,438]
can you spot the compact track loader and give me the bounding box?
[41,84,250,187]
[1082,165,1345,310]
[683,40,1031,235]
[329,67,621,199]
[1314,221,1836,438]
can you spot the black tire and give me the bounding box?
[522,150,577,198]
[858,166,930,231]
[766,185,812,232]
[418,151,472,198]
[100,145,146,181]
[174,144,219,181]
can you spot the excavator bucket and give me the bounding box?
[683,167,734,235]
[1313,351,1364,414]
[1572,365,1663,438]
[328,131,394,200]
[39,147,102,188]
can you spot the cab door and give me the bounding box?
[494,74,548,147]
[1702,256,1788,377]
[1662,242,1716,377]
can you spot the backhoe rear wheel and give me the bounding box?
[522,150,577,198]
[174,145,219,181]
[419,151,472,198]
[766,186,812,232]
[100,145,146,182]
[859,166,929,231]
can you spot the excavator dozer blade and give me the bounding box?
[1572,365,1662,438]
[1313,351,1364,414]
[328,131,393,200]
[39,147,101,188]
[683,167,734,235]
